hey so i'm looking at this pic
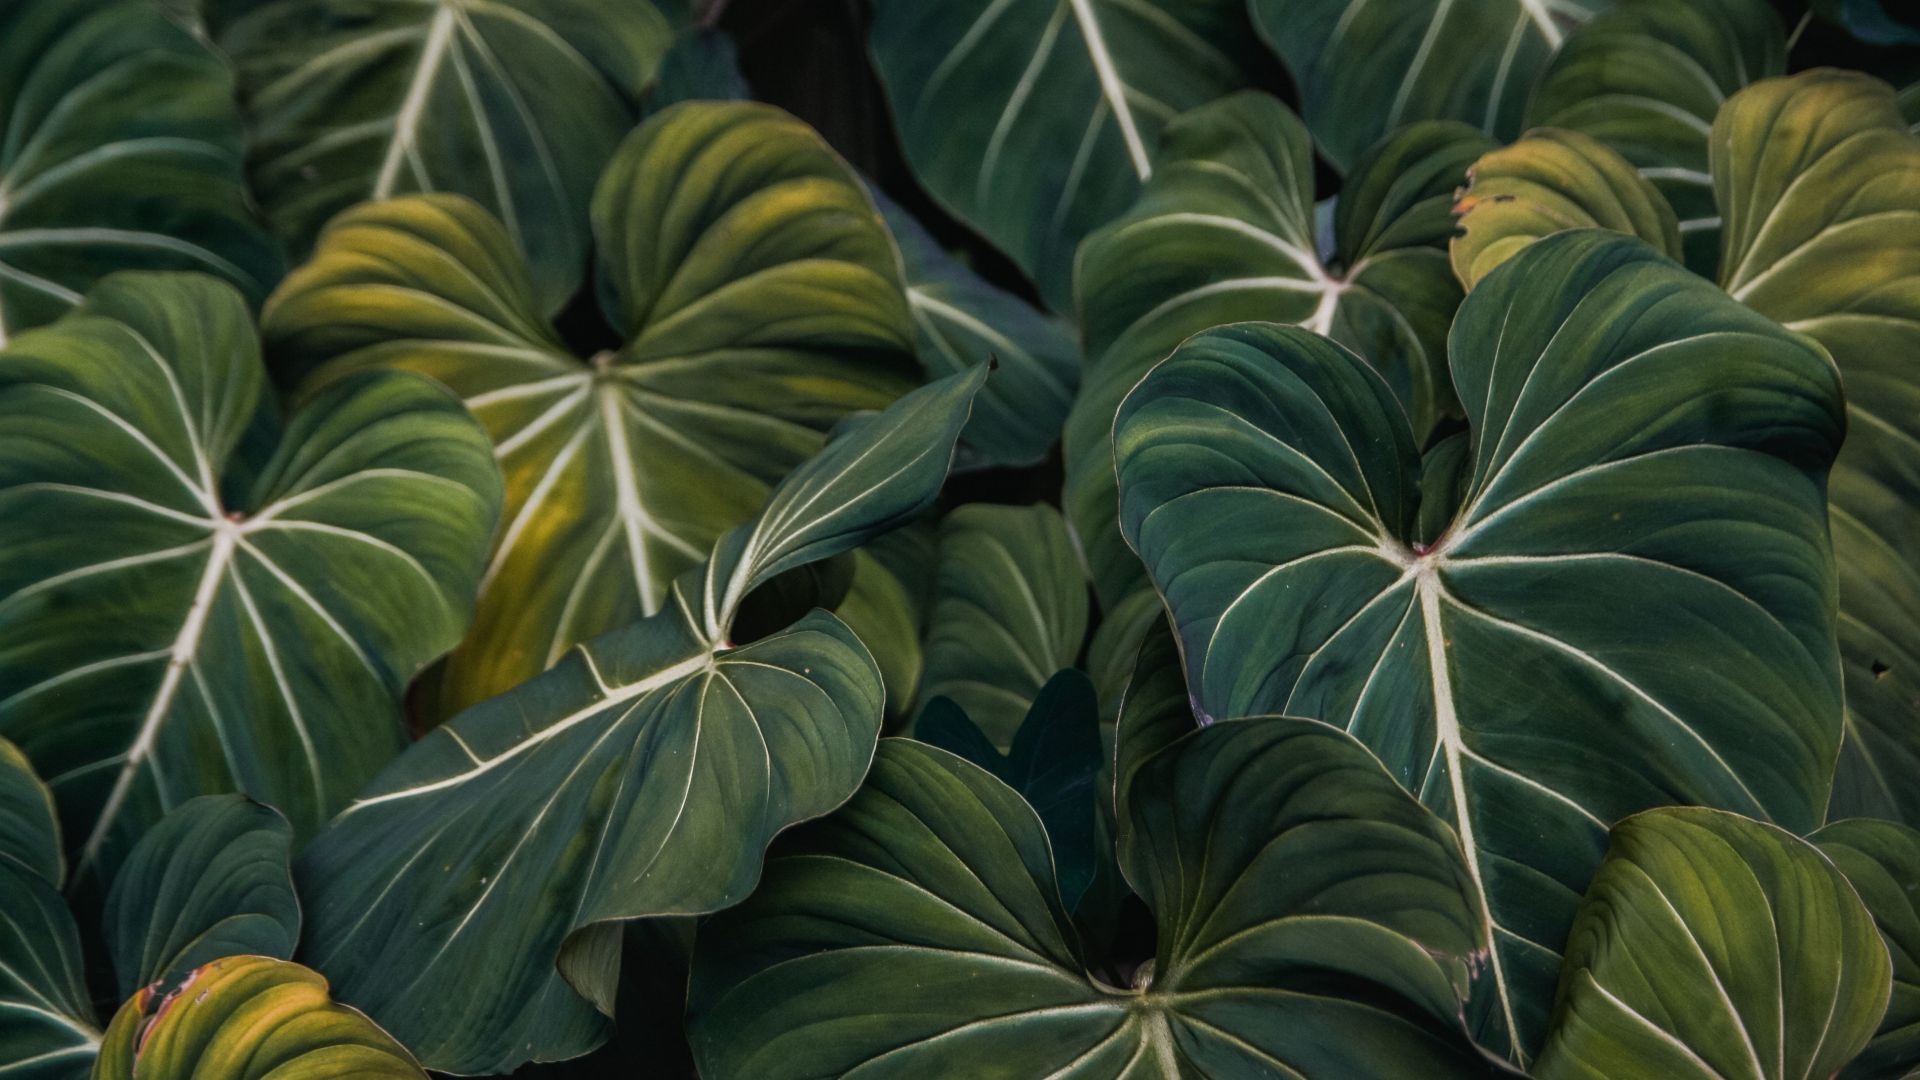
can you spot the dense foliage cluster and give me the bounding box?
[0,0,1917,1076]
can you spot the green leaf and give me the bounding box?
[0,739,98,1079]
[1114,232,1846,1059]
[221,0,670,310]
[0,0,281,343]
[102,794,298,1000]
[1711,71,1920,827]
[1068,93,1492,613]
[917,503,1089,747]
[0,272,501,887]
[294,366,984,1074]
[688,723,1502,1078]
[1451,128,1682,290]
[1535,808,1890,1080]
[641,28,748,118]
[866,0,1253,309]
[1248,0,1606,173]
[918,669,1102,908]
[1814,819,1920,1080]
[1526,0,1786,274]
[264,101,922,721]
[93,956,424,1080]
[876,192,1079,470]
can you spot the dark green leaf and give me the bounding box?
[642,28,748,117]
[0,740,96,1079]
[1815,819,1920,1080]
[102,794,298,999]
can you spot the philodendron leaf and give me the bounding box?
[1451,128,1682,290]
[0,739,98,1079]
[917,503,1089,747]
[918,669,1102,908]
[641,28,748,118]
[876,193,1079,470]
[1814,819,1920,1079]
[0,0,281,344]
[866,0,1254,309]
[1711,71,1920,826]
[1811,0,1920,45]
[295,366,984,1074]
[0,272,501,887]
[689,723,1504,1078]
[1248,0,1606,173]
[264,101,922,721]
[94,956,424,1080]
[102,795,298,1000]
[1526,0,1786,274]
[220,0,670,310]
[1069,93,1494,613]
[1114,231,1845,1060]
[1535,808,1890,1080]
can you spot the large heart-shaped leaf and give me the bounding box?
[689,720,1503,1078]
[1534,808,1889,1080]
[94,956,424,1080]
[866,0,1253,309]
[1248,0,1606,173]
[1711,71,1920,826]
[0,0,281,344]
[0,272,502,886]
[264,101,922,721]
[220,0,669,309]
[1525,0,1786,274]
[0,739,97,1079]
[1114,231,1845,1059]
[1815,819,1920,1079]
[917,503,1089,747]
[102,794,298,1000]
[295,367,984,1074]
[1069,92,1492,612]
[876,193,1079,470]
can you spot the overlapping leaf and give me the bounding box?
[1535,809,1889,1080]
[1815,819,1920,1079]
[1249,0,1606,172]
[264,101,922,720]
[0,0,280,344]
[1069,92,1492,613]
[295,367,984,1074]
[689,721,1501,1078]
[1526,0,1786,274]
[222,0,670,308]
[0,273,500,887]
[94,956,424,1080]
[917,503,1089,747]
[0,740,97,1079]
[102,795,298,999]
[1115,232,1845,1059]
[867,0,1253,308]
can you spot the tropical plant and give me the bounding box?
[0,0,1917,1077]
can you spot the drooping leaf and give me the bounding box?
[0,739,97,1079]
[916,503,1088,747]
[876,192,1079,470]
[264,101,922,720]
[1815,819,1920,1080]
[689,723,1503,1078]
[1534,808,1890,1080]
[0,273,501,888]
[1248,0,1607,173]
[866,0,1254,308]
[221,0,670,309]
[0,0,281,344]
[1069,93,1493,612]
[917,669,1102,908]
[1526,0,1786,274]
[1711,71,1920,827]
[102,794,298,1000]
[1451,128,1681,290]
[1113,232,1845,1059]
[295,367,984,1074]
[93,956,424,1080]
